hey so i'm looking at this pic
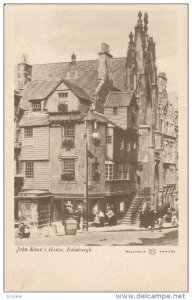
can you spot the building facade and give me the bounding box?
[14,12,178,228]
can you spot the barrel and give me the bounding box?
[65,219,77,235]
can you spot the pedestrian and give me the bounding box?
[157,214,164,232]
[149,209,156,232]
[94,212,100,227]
[139,209,144,227]
[23,225,30,238]
[98,210,105,227]
[19,222,25,239]
[77,204,83,229]
[106,207,116,226]
[63,203,69,225]
[171,213,179,227]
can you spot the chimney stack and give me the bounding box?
[98,43,113,81]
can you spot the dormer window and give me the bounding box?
[58,92,68,112]
[32,101,41,112]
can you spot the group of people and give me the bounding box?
[139,207,179,232]
[93,207,117,227]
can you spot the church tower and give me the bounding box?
[125,12,159,208]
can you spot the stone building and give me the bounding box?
[14,11,178,228]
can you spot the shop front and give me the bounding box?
[15,190,52,228]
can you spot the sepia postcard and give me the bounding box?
[4,4,188,292]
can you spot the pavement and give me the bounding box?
[50,221,178,236]
[15,220,178,240]
[80,222,177,233]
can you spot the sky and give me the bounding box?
[13,5,179,91]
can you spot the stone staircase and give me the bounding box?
[120,196,145,225]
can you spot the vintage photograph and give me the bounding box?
[13,6,180,247]
[4,3,188,293]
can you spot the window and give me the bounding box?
[58,92,68,111]
[59,92,68,99]
[124,163,128,179]
[120,138,124,149]
[123,163,131,180]
[133,142,137,150]
[120,201,125,212]
[117,164,124,179]
[32,101,41,112]
[127,142,131,152]
[24,127,33,138]
[106,136,112,144]
[63,125,75,141]
[113,107,118,115]
[105,164,113,180]
[61,159,75,180]
[25,161,34,178]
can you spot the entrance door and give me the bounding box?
[53,200,62,222]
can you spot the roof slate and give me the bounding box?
[31,57,127,94]
[104,91,134,107]
[82,110,122,129]
[19,113,49,127]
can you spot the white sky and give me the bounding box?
[13,5,179,91]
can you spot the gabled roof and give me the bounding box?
[82,110,123,129]
[20,78,91,110]
[104,91,134,108]
[23,80,61,101]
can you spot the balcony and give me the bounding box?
[105,180,135,196]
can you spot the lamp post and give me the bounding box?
[83,120,89,231]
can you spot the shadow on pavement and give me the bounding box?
[128,230,178,246]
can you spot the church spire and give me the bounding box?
[144,12,148,33]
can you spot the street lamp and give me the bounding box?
[83,118,100,231]
[83,120,89,231]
